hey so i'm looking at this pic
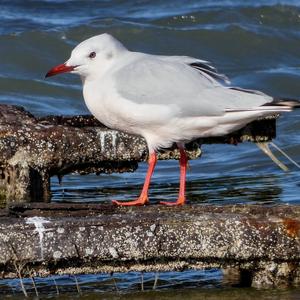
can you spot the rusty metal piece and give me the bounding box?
[282,218,300,239]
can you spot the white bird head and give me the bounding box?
[46,33,126,79]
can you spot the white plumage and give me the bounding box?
[65,34,290,152]
[46,33,297,206]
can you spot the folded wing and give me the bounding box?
[113,53,277,119]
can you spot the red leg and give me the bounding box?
[112,152,157,206]
[160,148,187,206]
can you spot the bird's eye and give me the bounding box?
[89,51,96,59]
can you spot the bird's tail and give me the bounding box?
[263,97,300,109]
[256,142,300,171]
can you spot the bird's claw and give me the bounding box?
[160,198,186,206]
[112,197,149,206]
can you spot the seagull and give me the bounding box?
[46,33,299,206]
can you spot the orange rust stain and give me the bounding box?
[282,218,300,238]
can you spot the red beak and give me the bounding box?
[45,63,75,78]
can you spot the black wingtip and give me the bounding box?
[265,97,300,108]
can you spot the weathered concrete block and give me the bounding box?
[0,203,299,288]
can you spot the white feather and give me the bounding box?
[65,34,295,152]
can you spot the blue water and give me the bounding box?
[1,0,300,298]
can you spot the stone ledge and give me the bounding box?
[0,104,276,204]
[0,203,299,288]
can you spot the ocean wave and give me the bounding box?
[1,1,300,34]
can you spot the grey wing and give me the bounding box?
[113,54,273,118]
[157,55,230,84]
